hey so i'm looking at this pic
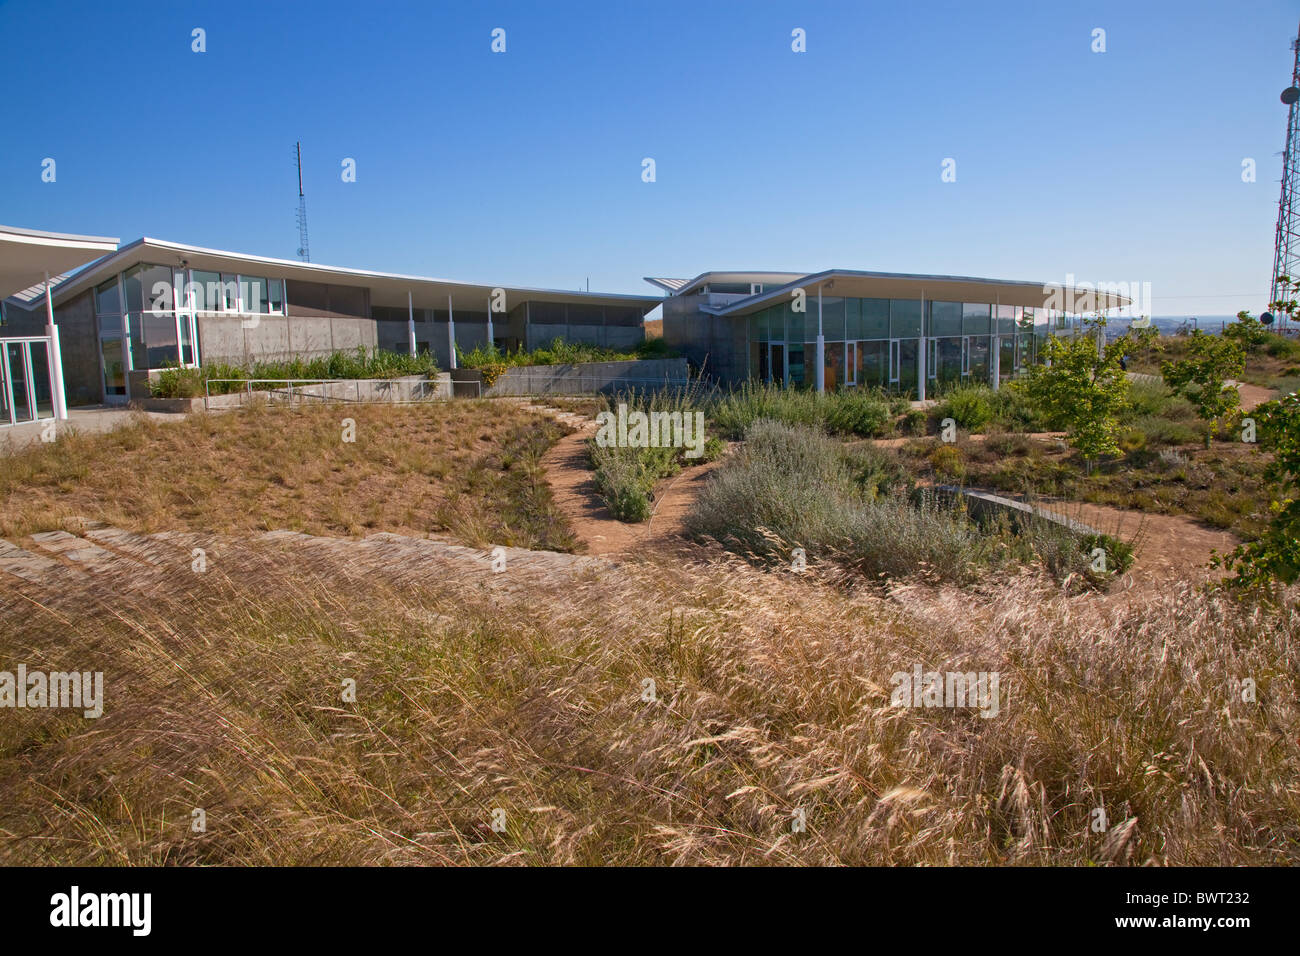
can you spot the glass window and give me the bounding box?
[818,296,845,341]
[243,276,268,314]
[268,278,285,313]
[861,298,889,338]
[963,303,991,335]
[121,265,145,314]
[890,299,922,338]
[787,302,804,344]
[142,311,179,368]
[996,304,1016,333]
[931,301,962,336]
[190,271,220,311]
[845,298,862,340]
[94,277,121,316]
[221,273,239,311]
[140,264,174,314]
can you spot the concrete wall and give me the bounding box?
[198,313,378,366]
[661,294,749,385]
[486,358,688,396]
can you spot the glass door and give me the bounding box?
[4,343,33,424]
[999,336,1016,385]
[1,340,56,425]
[898,339,918,394]
[768,343,784,385]
[100,336,128,404]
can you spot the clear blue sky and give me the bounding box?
[1,0,1296,316]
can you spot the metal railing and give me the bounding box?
[203,377,457,410]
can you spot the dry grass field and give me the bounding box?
[0,399,1296,866]
[0,401,575,551]
[0,533,1295,865]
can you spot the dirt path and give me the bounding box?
[1032,499,1238,586]
[1232,381,1276,412]
[530,405,722,556]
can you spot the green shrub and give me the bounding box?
[587,387,719,522]
[901,408,928,435]
[935,383,995,431]
[929,444,965,482]
[150,348,440,398]
[709,383,894,440]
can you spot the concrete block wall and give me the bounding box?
[197,314,377,366]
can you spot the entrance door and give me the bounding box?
[898,339,918,394]
[100,336,128,404]
[768,343,785,385]
[1,340,56,426]
[3,342,33,424]
[999,335,1015,385]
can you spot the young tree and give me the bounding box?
[1159,330,1245,448]
[1014,317,1135,468]
[1222,311,1270,351]
[1223,391,1300,587]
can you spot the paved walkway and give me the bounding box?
[0,406,182,454]
[0,520,611,594]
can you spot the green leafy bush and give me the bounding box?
[935,384,995,431]
[1223,391,1300,586]
[151,348,439,398]
[709,382,894,440]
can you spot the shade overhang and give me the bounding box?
[708,270,1132,317]
[0,225,119,301]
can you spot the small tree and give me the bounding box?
[1222,391,1300,587]
[1015,317,1134,469]
[1160,330,1245,448]
[1222,311,1270,351]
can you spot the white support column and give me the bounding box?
[815,284,825,394]
[486,296,495,352]
[447,295,457,369]
[407,291,417,358]
[44,272,68,420]
[917,289,927,402]
[990,294,999,391]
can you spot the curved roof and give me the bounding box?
[699,269,1132,315]
[42,237,661,314]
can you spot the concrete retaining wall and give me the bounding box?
[191,374,451,411]
[933,485,1101,536]
[485,358,689,396]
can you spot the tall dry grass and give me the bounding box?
[0,401,575,551]
[0,532,1294,865]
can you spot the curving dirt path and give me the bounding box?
[528,404,722,556]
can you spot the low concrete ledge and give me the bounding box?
[932,485,1102,537]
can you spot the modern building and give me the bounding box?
[649,270,1132,399]
[1,232,660,409]
[2,226,1135,418]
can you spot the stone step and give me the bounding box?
[0,538,69,584]
[83,526,181,567]
[29,530,139,572]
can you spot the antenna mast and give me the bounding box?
[295,141,311,263]
[1269,24,1300,330]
